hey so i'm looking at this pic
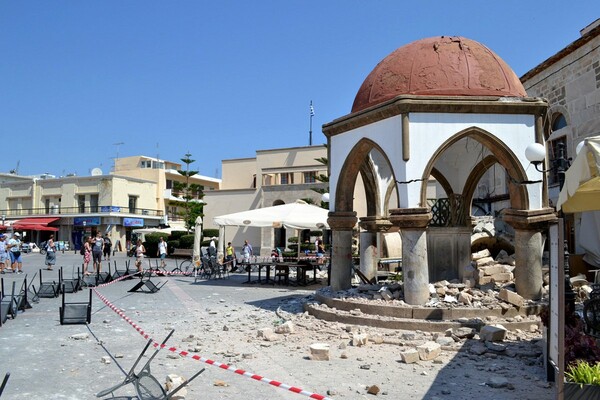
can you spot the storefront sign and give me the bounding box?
[123,217,144,227]
[74,217,101,226]
[100,206,121,213]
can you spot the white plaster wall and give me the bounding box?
[329,116,404,210]
[330,112,544,213]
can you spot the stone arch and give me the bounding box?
[335,138,397,216]
[272,199,285,206]
[462,154,500,219]
[420,127,530,211]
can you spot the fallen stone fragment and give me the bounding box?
[70,333,89,340]
[367,385,380,395]
[417,341,441,361]
[479,324,507,342]
[452,327,475,339]
[352,333,369,347]
[275,321,295,334]
[485,341,507,352]
[214,380,228,387]
[309,343,330,361]
[487,376,509,388]
[469,343,487,355]
[166,374,188,398]
[400,349,420,364]
[101,356,111,364]
[498,288,524,307]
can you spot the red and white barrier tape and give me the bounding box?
[92,272,332,400]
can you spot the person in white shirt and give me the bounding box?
[157,236,168,268]
[0,234,9,274]
[7,232,23,274]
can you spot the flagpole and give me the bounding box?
[309,100,314,146]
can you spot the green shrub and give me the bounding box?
[282,251,296,258]
[288,236,298,244]
[566,360,600,386]
[144,233,169,258]
[167,240,179,254]
[170,231,187,240]
[203,228,219,238]
[179,234,195,249]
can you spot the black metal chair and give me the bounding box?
[128,270,166,294]
[96,330,205,399]
[13,277,32,313]
[37,269,60,298]
[60,267,82,293]
[59,286,92,325]
[0,279,16,325]
[0,372,10,398]
[111,260,129,280]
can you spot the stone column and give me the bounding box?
[389,208,431,305]
[359,216,393,282]
[503,208,557,300]
[327,211,358,291]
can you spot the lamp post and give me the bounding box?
[525,141,575,312]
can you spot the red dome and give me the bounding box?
[352,36,527,113]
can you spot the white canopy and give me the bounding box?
[213,200,329,230]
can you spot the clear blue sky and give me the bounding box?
[1,1,598,178]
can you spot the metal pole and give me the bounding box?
[309,101,313,146]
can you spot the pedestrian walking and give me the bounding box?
[241,240,253,263]
[45,234,57,270]
[103,234,112,262]
[157,236,167,268]
[7,232,23,274]
[134,239,146,272]
[0,234,9,274]
[92,231,104,274]
[83,236,92,275]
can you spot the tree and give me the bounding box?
[170,152,204,232]
[311,150,329,209]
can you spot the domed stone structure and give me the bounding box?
[352,36,527,113]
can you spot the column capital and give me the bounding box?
[389,207,431,229]
[359,216,393,232]
[327,211,357,231]
[502,208,557,231]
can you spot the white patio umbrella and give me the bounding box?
[192,216,203,263]
[214,200,329,258]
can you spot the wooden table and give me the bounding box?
[239,261,276,284]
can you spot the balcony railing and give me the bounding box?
[0,206,164,218]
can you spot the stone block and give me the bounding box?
[491,272,513,283]
[400,349,420,364]
[479,324,507,342]
[476,256,495,266]
[481,265,508,276]
[417,341,441,361]
[498,288,524,307]
[310,343,330,361]
[275,321,295,334]
[352,333,369,347]
[472,249,491,260]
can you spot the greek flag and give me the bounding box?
[310,103,315,116]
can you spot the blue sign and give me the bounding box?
[74,217,101,226]
[100,206,121,213]
[123,217,144,227]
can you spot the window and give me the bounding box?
[166,179,173,189]
[78,195,86,213]
[304,171,317,184]
[548,137,568,186]
[280,173,293,185]
[128,196,137,213]
[45,198,51,214]
[90,194,99,213]
[140,160,152,168]
[552,113,567,131]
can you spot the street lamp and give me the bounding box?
[525,141,575,312]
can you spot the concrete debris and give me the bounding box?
[309,343,330,361]
[416,341,441,361]
[166,374,187,399]
[498,288,524,307]
[101,356,111,364]
[70,333,89,340]
[400,349,420,364]
[479,324,507,342]
[367,384,380,395]
[274,321,295,334]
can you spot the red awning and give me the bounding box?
[13,217,59,231]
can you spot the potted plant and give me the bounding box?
[564,360,600,399]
